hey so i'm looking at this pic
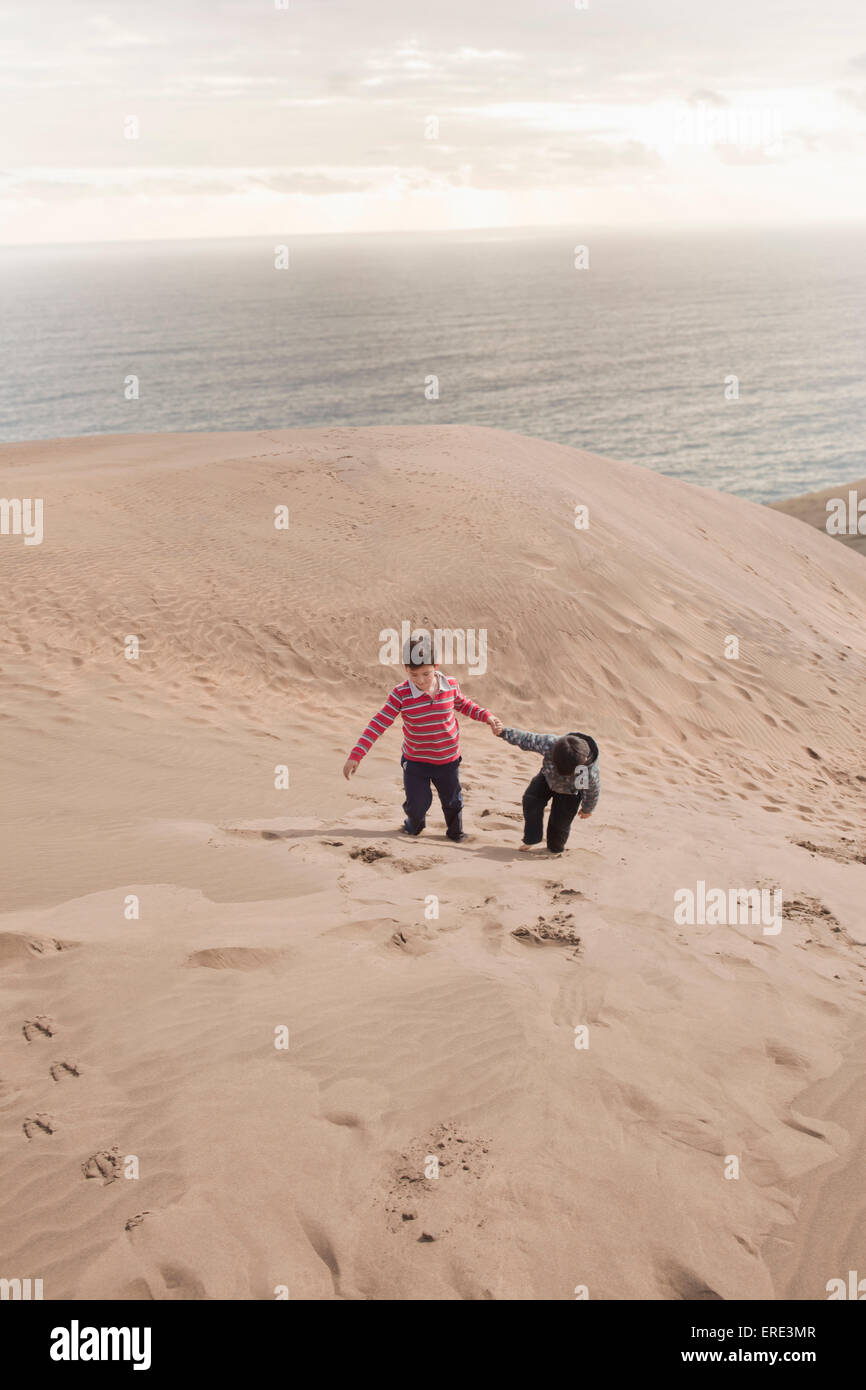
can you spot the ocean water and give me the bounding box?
[1,225,864,503]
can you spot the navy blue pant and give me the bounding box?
[402,756,463,839]
[523,771,581,852]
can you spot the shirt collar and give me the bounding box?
[407,670,449,697]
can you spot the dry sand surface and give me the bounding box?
[1,425,864,1301]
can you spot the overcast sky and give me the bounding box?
[1,0,864,244]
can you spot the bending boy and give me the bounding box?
[494,724,600,853]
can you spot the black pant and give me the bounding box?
[402,756,463,840]
[522,771,581,852]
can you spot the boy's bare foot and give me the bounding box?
[519,842,536,852]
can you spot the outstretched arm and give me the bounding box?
[498,726,556,756]
[452,683,502,734]
[343,691,402,778]
[452,684,491,722]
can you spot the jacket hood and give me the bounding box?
[568,731,599,766]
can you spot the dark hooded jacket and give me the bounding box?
[499,727,600,809]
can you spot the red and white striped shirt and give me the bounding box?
[350,673,491,765]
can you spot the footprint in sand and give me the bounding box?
[348,844,444,874]
[22,1015,56,1041]
[323,1111,364,1129]
[396,856,446,873]
[0,933,73,964]
[793,837,866,867]
[384,1121,492,1238]
[23,1113,57,1140]
[82,1147,122,1184]
[784,895,857,951]
[764,1040,810,1071]
[545,880,587,905]
[49,1059,82,1082]
[388,925,435,957]
[350,845,391,864]
[512,911,582,955]
[124,1211,151,1232]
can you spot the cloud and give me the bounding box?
[0,166,384,200]
[2,0,866,238]
[687,89,729,107]
[85,14,157,50]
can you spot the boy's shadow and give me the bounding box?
[262,826,523,863]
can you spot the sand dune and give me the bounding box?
[1,426,864,1300]
[773,476,866,559]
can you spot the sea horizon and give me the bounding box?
[2,224,863,504]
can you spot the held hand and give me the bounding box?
[488,716,504,736]
[343,758,359,780]
[578,810,592,819]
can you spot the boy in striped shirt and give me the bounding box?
[342,649,501,842]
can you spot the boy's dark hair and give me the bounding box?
[403,632,435,667]
[552,735,591,775]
